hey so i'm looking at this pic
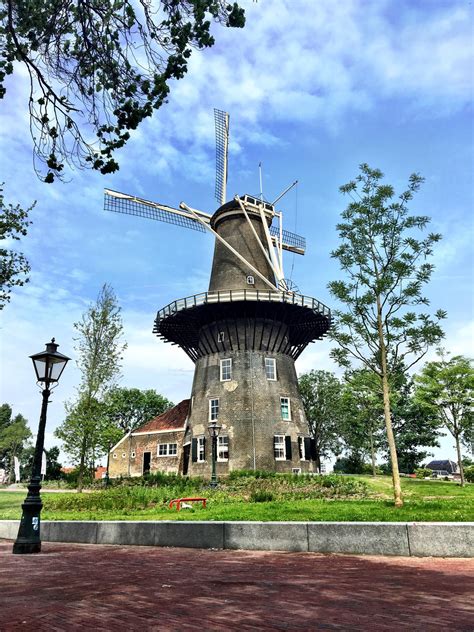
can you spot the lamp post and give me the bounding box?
[208,420,222,488]
[13,339,70,554]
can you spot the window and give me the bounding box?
[131,451,136,459]
[217,436,229,461]
[298,437,307,461]
[246,275,255,285]
[265,357,276,380]
[220,358,232,381]
[217,331,225,342]
[292,468,301,475]
[157,443,178,457]
[198,436,205,462]
[209,398,219,421]
[280,397,291,420]
[112,453,117,459]
[122,452,127,459]
[274,435,285,460]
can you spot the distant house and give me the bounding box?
[426,459,458,477]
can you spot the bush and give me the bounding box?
[415,468,432,479]
[464,466,474,483]
[250,490,275,503]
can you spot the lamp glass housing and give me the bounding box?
[30,340,71,385]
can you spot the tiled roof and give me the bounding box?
[135,399,189,433]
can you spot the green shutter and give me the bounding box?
[191,438,198,462]
[285,436,292,460]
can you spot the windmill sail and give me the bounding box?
[269,225,305,255]
[104,189,210,233]
[214,109,229,206]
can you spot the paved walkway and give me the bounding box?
[0,539,473,631]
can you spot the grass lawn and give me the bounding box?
[1,476,472,522]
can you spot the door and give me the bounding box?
[182,444,190,476]
[143,451,151,475]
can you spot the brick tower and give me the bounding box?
[153,195,331,477]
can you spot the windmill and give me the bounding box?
[104,109,331,475]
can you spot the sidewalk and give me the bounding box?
[0,539,473,630]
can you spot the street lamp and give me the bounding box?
[13,339,70,554]
[208,420,222,488]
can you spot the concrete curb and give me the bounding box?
[1,520,473,557]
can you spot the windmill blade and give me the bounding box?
[214,109,229,206]
[269,225,306,255]
[104,189,211,233]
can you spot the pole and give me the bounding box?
[13,388,50,554]
[210,431,218,488]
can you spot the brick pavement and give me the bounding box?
[0,539,473,631]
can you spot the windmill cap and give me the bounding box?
[211,196,273,231]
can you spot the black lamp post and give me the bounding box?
[13,339,70,554]
[208,420,222,488]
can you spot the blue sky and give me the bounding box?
[0,0,472,465]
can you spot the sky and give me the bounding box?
[0,0,472,466]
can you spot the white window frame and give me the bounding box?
[217,331,225,342]
[209,398,219,421]
[197,436,206,463]
[265,357,277,381]
[122,452,127,459]
[157,443,178,457]
[280,396,291,420]
[220,358,232,382]
[112,452,117,459]
[274,435,286,460]
[217,436,229,462]
[131,451,136,459]
[298,437,307,461]
[246,275,255,285]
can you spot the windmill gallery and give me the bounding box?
[106,111,331,479]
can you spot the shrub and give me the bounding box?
[464,466,474,483]
[250,490,274,503]
[415,468,433,479]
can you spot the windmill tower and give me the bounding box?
[105,110,331,476]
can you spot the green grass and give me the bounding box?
[1,475,472,522]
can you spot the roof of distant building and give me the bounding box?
[426,459,458,473]
[135,399,190,433]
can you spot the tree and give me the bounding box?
[55,283,126,490]
[0,1,245,182]
[103,386,173,438]
[415,354,474,486]
[298,370,343,472]
[0,184,34,309]
[386,371,441,474]
[21,445,63,481]
[340,369,384,476]
[0,404,32,482]
[328,164,445,506]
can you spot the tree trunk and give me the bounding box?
[369,430,377,477]
[376,295,403,507]
[455,433,465,487]
[77,434,87,493]
[315,448,321,474]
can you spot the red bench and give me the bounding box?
[169,497,207,511]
